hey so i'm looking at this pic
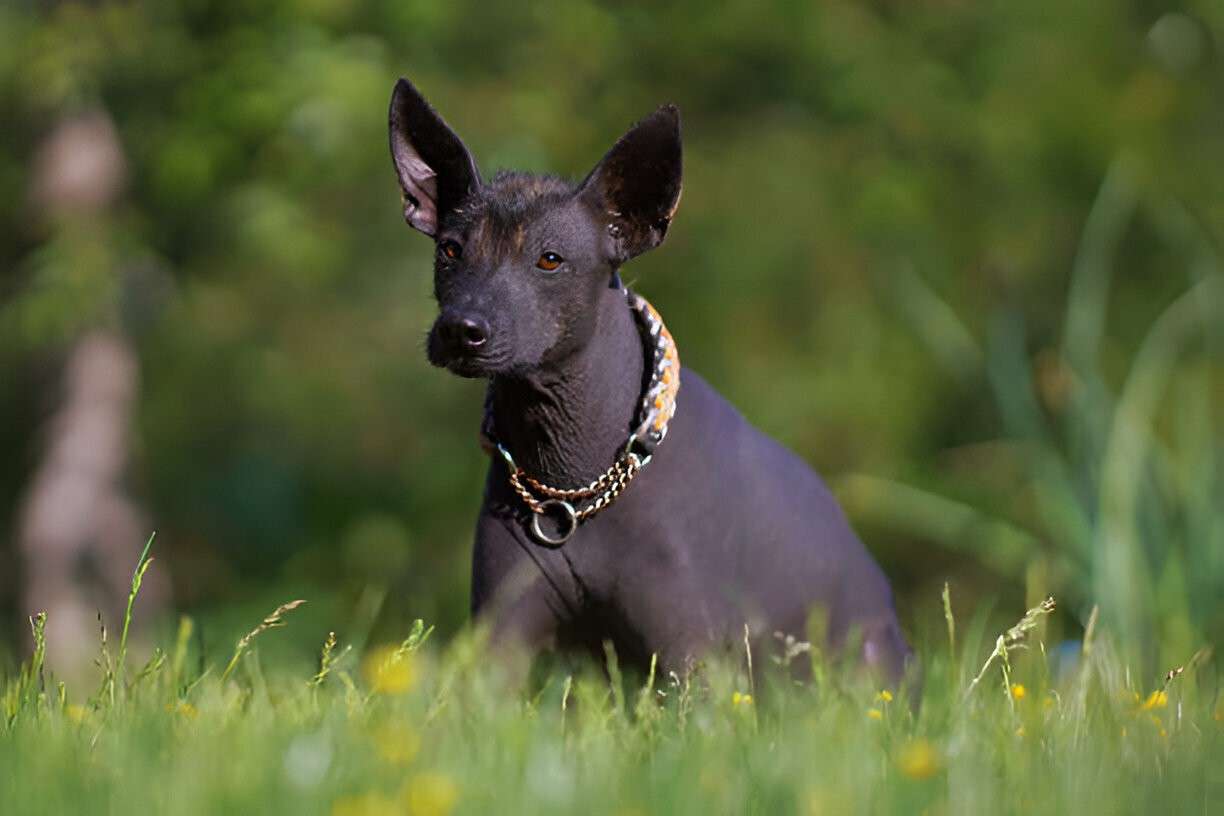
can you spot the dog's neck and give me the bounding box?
[490,285,644,487]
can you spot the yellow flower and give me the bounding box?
[1140,690,1167,711]
[876,689,893,703]
[402,772,459,816]
[64,704,89,724]
[866,708,884,721]
[1015,725,1026,737]
[331,792,398,816]
[372,724,420,766]
[731,691,753,707]
[896,738,941,780]
[1010,684,1026,701]
[165,701,198,720]
[362,645,417,695]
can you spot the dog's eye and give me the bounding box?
[438,240,462,261]
[536,251,563,271]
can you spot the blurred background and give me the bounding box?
[1,0,1221,679]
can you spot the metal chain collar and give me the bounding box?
[484,288,680,547]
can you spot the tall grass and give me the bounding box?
[0,556,1219,815]
[847,157,1224,676]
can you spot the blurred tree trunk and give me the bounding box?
[16,331,163,673]
[14,109,166,675]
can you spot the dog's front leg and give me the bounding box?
[470,509,579,678]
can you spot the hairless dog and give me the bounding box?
[388,77,913,685]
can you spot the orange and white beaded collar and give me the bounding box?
[480,288,680,547]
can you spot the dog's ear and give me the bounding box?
[389,78,481,236]
[579,105,682,264]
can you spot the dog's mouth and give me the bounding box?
[441,356,500,378]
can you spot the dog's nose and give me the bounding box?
[438,313,489,351]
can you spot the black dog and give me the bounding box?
[389,78,912,683]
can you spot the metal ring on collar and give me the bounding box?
[530,499,578,547]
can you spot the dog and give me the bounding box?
[388,77,912,684]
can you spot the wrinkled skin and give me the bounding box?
[389,77,914,687]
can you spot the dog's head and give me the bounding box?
[388,78,682,378]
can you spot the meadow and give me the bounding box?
[2,543,1220,815]
[3,4,1223,814]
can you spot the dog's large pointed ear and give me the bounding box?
[388,78,480,236]
[578,105,682,264]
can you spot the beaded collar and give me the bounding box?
[480,288,680,546]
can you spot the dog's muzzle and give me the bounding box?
[428,310,501,376]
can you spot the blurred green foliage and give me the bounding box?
[1,1,1222,673]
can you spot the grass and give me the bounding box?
[1,551,1220,816]
[845,155,1224,683]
